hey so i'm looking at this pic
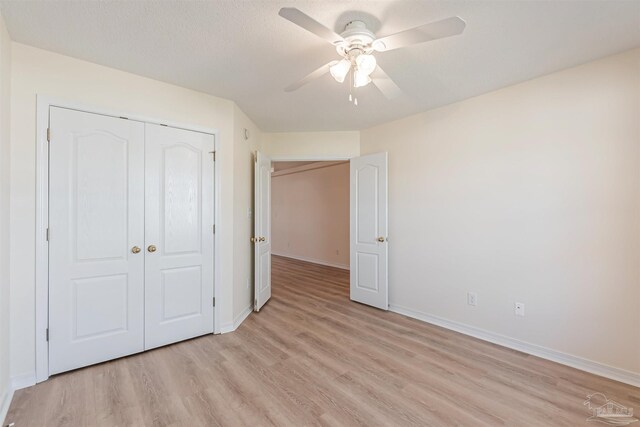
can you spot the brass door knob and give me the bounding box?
[131,246,141,254]
[147,245,157,253]
[251,237,256,243]
[377,237,386,242]
[259,237,266,242]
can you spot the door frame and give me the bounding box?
[35,96,221,383]
[269,156,352,162]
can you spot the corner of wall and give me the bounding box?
[231,103,263,323]
[0,8,12,424]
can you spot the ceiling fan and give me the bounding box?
[279,8,466,104]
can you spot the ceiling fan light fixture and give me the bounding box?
[356,54,377,75]
[329,59,351,83]
[353,69,372,88]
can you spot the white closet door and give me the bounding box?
[49,107,145,375]
[350,152,389,310]
[144,123,215,350]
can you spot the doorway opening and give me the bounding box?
[252,151,388,313]
[270,161,351,303]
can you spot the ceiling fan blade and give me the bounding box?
[373,16,466,52]
[284,61,339,92]
[279,8,344,46]
[371,66,403,99]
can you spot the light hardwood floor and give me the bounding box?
[6,255,640,426]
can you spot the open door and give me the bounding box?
[254,151,272,311]
[350,152,388,310]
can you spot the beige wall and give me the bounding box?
[9,43,242,382]
[272,163,350,269]
[264,131,359,160]
[360,49,640,375]
[0,10,11,420]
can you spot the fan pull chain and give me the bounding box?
[348,68,358,106]
[349,69,354,104]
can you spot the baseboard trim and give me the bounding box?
[389,304,640,388]
[0,387,14,426]
[272,252,349,270]
[220,305,253,334]
[11,372,37,391]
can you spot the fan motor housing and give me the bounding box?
[336,20,375,56]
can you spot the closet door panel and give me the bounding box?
[49,107,145,375]
[144,123,214,350]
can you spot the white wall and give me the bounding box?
[272,163,350,269]
[0,10,11,423]
[360,49,640,376]
[9,43,242,384]
[264,131,359,160]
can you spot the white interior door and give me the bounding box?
[49,107,145,374]
[254,151,272,311]
[350,152,388,310]
[144,124,215,350]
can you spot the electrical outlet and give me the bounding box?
[467,292,477,306]
[515,302,525,316]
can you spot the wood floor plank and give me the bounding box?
[5,255,639,426]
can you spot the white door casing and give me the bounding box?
[49,107,145,374]
[254,151,272,311]
[350,152,389,310]
[144,123,215,350]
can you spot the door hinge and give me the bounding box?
[46,228,49,241]
[46,127,51,142]
[46,328,49,341]
[212,224,216,234]
[212,297,216,307]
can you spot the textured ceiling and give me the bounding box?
[1,1,639,131]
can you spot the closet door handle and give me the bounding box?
[147,245,157,253]
[131,246,141,254]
